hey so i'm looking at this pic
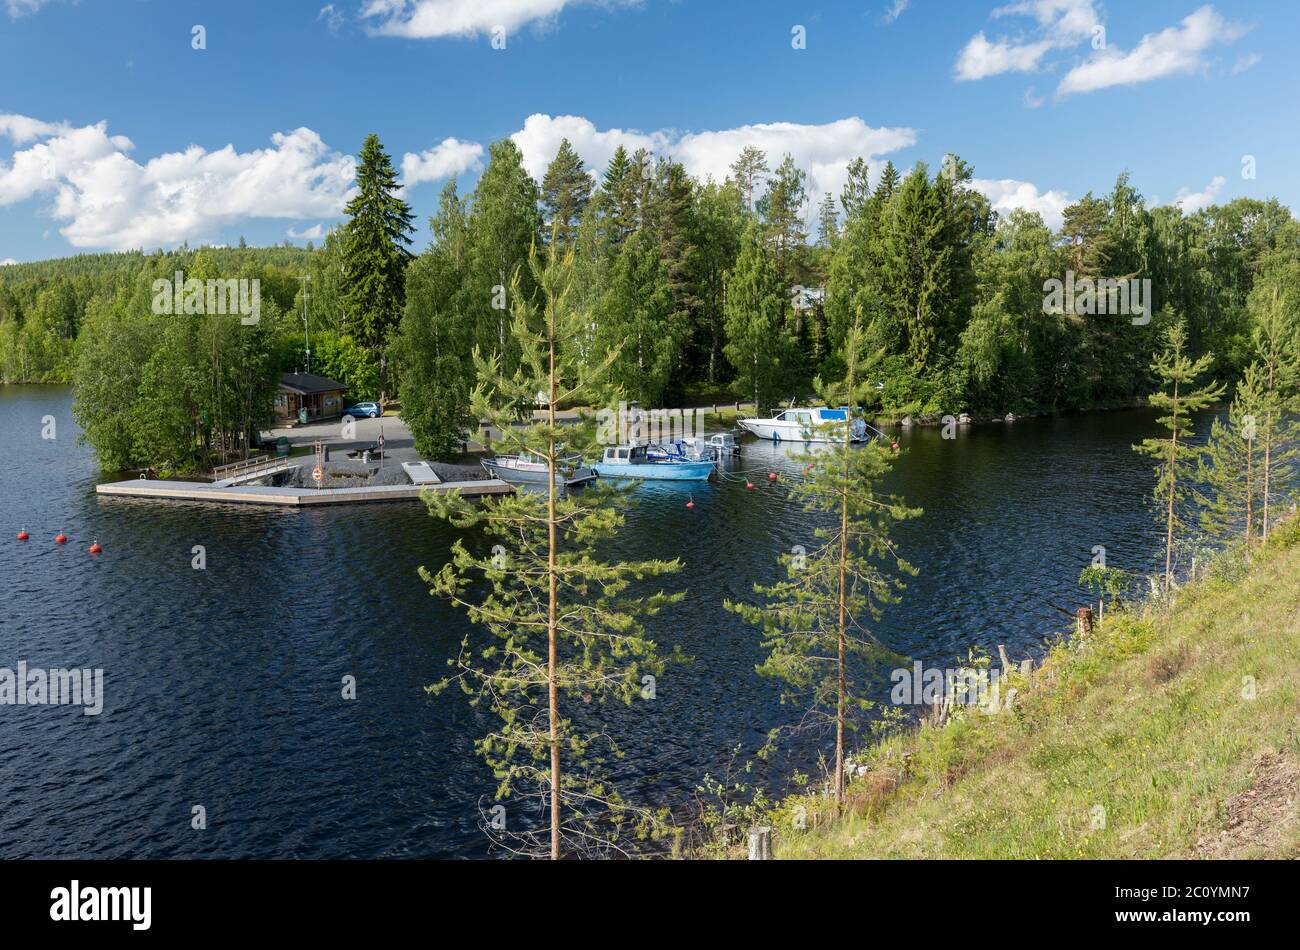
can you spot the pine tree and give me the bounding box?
[816,192,839,249]
[1249,282,1300,540]
[1198,363,1265,543]
[594,229,678,405]
[540,138,591,248]
[725,320,919,803]
[341,133,415,363]
[840,158,871,222]
[730,145,769,212]
[1133,322,1226,592]
[423,240,685,859]
[759,154,809,289]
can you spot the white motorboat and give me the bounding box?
[738,406,869,443]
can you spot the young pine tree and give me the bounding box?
[422,239,685,859]
[1133,322,1225,592]
[1249,284,1300,540]
[725,320,919,804]
[1198,363,1266,543]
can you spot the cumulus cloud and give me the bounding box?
[510,113,917,215]
[955,0,1099,81]
[401,137,485,187]
[969,177,1072,231]
[1058,6,1248,96]
[0,258,17,266]
[1173,175,1225,215]
[0,114,356,251]
[360,0,639,39]
[288,224,326,240]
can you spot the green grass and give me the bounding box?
[771,524,1300,859]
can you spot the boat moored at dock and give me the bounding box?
[480,451,597,487]
[738,406,869,443]
[592,444,716,481]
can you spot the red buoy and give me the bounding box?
[745,481,755,490]
[55,532,68,544]
[89,541,102,554]
[768,472,778,482]
[686,499,695,509]
[16,530,29,541]
[891,441,900,452]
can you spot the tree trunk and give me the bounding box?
[547,334,561,860]
[1164,392,1178,593]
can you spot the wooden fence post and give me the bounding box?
[1076,607,1094,640]
[747,826,773,860]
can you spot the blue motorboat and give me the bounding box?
[592,444,715,481]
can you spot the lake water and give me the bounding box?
[0,385,1174,858]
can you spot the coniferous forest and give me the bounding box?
[3,134,1298,469]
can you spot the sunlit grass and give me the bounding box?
[773,526,1300,859]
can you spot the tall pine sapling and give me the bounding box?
[725,320,919,804]
[1198,363,1266,543]
[422,238,685,859]
[1133,322,1225,592]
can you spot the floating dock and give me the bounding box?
[95,478,512,507]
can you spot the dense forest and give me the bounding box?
[3,132,1298,469]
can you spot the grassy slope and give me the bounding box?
[775,526,1300,859]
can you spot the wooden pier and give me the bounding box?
[95,478,513,507]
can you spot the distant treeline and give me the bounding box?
[4,138,1299,466]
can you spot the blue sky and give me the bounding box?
[0,0,1294,263]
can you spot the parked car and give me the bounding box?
[343,402,380,419]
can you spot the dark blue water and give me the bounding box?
[1,386,1171,858]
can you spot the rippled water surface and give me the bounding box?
[1,386,1175,857]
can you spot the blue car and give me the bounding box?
[343,402,380,419]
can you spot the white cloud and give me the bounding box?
[288,224,326,240]
[6,0,53,18]
[400,137,484,187]
[955,33,1053,80]
[0,115,356,251]
[883,0,910,25]
[970,177,1072,230]
[955,0,1099,81]
[1173,175,1225,214]
[318,4,345,33]
[0,258,17,265]
[360,0,639,39]
[1231,51,1261,74]
[510,113,917,215]
[1057,6,1248,96]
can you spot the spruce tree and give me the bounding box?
[423,240,684,859]
[540,138,591,248]
[341,133,415,366]
[1133,322,1226,592]
[725,320,919,803]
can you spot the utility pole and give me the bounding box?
[301,274,312,374]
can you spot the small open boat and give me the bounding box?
[481,451,596,487]
[592,444,715,481]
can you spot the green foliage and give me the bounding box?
[421,240,686,858]
[723,221,800,410]
[1133,322,1226,589]
[341,133,415,355]
[725,321,920,801]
